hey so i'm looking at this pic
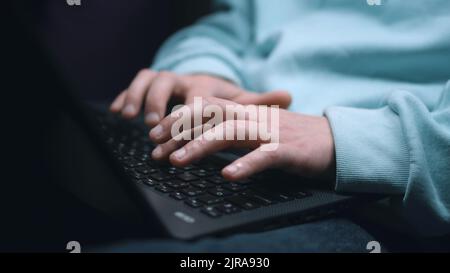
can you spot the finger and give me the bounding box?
[169,120,263,167]
[149,97,254,143]
[151,124,204,160]
[234,90,292,109]
[149,96,270,144]
[144,71,181,127]
[151,140,187,161]
[149,97,219,143]
[222,146,284,181]
[122,69,156,118]
[110,91,127,112]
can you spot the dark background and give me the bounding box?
[28,0,211,101]
[2,0,211,252]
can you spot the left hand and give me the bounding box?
[149,97,336,181]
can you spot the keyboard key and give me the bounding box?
[150,172,170,181]
[191,169,212,178]
[169,192,186,201]
[123,159,139,168]
[165,180,190,189]
[254,188,294,202]
[136,166,156,175]
[177,172,199,182]
[130,141,139,149]
[121,155,132,162]
[185,198,202,208]
[182,165,195,171]
[207,176,226,185]
[197,194,224,205]
[208,187,232,197]
[215,203,241,214]
[135,155,150,162]
[155,185,173,193]
[241,190,276,206]
[191,180,215,189]
[235,178,253,184]
[106,137,115,144]
[223,183,247,192]
[226,196,261,210]
[203,164,219,172]
[140,177,157,187]
[129,171,146,179]
[272,193,294,202]
[293,190,312,199]
[165,167,183,175]
[181,187,204,197]
[201,206,222,218]
[127,149,137,156]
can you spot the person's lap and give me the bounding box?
[93,217,377,253]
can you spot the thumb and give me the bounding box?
[234,90,292,109]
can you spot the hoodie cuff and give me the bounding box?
[325,106,410,195]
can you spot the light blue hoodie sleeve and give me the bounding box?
[325,83,450,237]
[151,0,251,87]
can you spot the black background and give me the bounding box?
[2,0,210,252]
[26,0,211,101]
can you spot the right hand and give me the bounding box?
[110,69,292,126]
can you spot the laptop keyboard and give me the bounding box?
[95,112,312,218]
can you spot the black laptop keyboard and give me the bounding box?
[95,112,312,218]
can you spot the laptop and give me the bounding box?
[15,10,379,240]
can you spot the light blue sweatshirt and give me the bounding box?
[151,0,450,237]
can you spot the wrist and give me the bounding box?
[321,116,337,181]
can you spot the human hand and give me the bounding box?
[110,69,292,126]
[149,97,336,181]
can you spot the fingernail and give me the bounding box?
[224,163,241,174]
[150,125,163,138]
[123,104,135,116]
[145,112,160,124]
[152,146,162,158]
[173,148,186,160]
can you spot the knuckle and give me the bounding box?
[187,140,202,155]
[120,89,129,96]
[265,149,281,161]
[165,140,179,152]
[157,70,175,80]
[245,154,263,170]
[194,138,207,149]
[153,72,177,90]
[125,92,142,103]
[137,68,152,77]
[189,78,219,93]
